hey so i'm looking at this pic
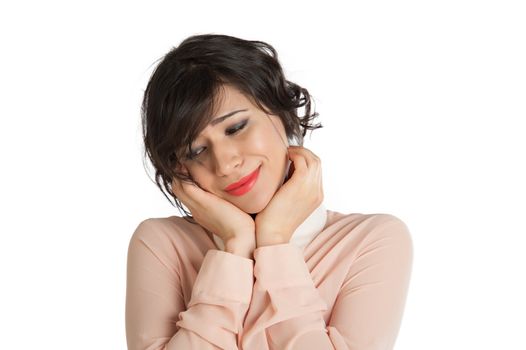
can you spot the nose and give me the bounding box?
[210,140,242,177]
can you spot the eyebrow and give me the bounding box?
[209,109,248,126]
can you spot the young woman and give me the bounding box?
[125,34,413,350]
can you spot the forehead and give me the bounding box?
[212,84,254,115]
[182,84,256,150]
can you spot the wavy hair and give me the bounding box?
[141,33,322,217]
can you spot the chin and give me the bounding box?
[242,194,272,215]
[234,184,275,214]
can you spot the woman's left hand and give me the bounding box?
[255,145,324,247]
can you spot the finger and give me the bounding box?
[290,146,320,167]
[173,161,189,177]
[288,147,323,201]
[171,172,201,205]
[288,147,321,175]
[171,176,190,204]
[287,161,295,179]
[179,178,217,212]
[172,163,194,191]
[287,148,308,175]
[288,147,323,194]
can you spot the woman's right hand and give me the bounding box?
[171,166,256,258]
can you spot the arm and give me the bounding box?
[125,219,254,350]
[241,215,413,350]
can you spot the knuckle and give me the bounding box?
[297,167,308,176]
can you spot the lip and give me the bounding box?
[224,166,261,196]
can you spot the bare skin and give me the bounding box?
[254,146,323,247]
[172,164,256,258]
[170,84,323,258]
[171,146,323,258]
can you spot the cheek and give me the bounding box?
[247,123,286,155]
[248,133,271,152]
[184,166,210,190]
[249,130,288,177]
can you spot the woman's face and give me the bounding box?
[180,84,290,214]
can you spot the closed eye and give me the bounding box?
[226,120,247,135]
[187,120,248,159]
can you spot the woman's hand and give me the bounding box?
[255,146,324,247]
[171,165,256,257]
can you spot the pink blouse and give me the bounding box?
[125,208,413,349]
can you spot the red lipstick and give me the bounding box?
[224,166,261,196]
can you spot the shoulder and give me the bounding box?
[327,209,410,233]
[325,210,413,253]
[130,215,181,241]
[128,215,207,254]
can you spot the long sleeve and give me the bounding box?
[125,219,254,350]
[241,215,413,350]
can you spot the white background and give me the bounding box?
[1,1,525,349]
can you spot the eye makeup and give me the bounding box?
[186,118,249,160]
[226,120,248,135]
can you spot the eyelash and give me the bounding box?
[187,120,248,159]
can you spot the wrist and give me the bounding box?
[256,233,288,247]
[224,238,255,259]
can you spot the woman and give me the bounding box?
[126,34,413,350]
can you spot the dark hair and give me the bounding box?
[141,33,322,216]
